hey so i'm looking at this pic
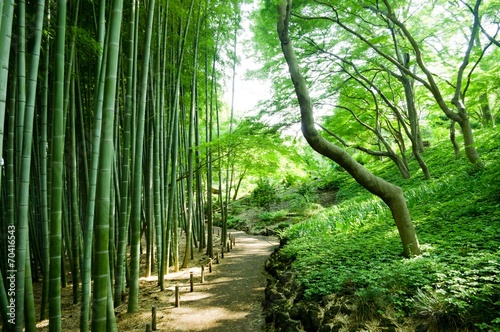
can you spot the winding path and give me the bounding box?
[156,230,278,332]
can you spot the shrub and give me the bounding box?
[259,209,288,224]
[285,193,309,213]
[284,173,301,187]
[297,182,318,202]
[251,178,277,210]
[226,216,241,229]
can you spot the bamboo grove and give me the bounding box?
[0,0,244,330]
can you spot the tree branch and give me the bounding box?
[452,0,482,109]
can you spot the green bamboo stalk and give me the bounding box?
[182,1,202,268]
[63,0,81,307]
[39,11,50,321]
[158,1,169,291]
[153,1,164,282]
[114,0,136,306]
[69,79,81,305]
[80,0,106,328]
[109,159,117,285]
[205,29,220,258]
[128,0,156,313]
[48,1,67,330]
[15,0,45,330]
[167,0,195,274]
[195,104,205,251]
[14,1,28,329]
[106,264,117,332]
[145,112,154,278]
[153,113,162,274]
[23,239,36,332]
[224,9,239,244]
[0,0,14,205]
[5,62,16,332]
[91,0,124,329]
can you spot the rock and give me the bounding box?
[269,289,286,303]
[289,303,301,320]
[323,304,342,322]
[340,303,352,315]
[300,303,324,331]
[265,310,275,323]
[279,271,294,284]
[275,311,291,326]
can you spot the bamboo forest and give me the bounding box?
[1,0,500,331]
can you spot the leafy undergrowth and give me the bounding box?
[274,128,500,331]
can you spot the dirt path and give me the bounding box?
[147,230,278,332]
[32,229,277,331]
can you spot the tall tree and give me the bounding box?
[319,0,485,165]
[277,0,420,257]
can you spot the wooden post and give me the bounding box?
[215,252,220,264]
[230,236,233,250]
[152,306,157,331]
[227,241,230,252]
[146,324,151,332]
[175,286,180,307]
[190,272,194,292]
[209,259,213,272]
[201,265,205,283]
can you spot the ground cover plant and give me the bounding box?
[277,128,500,330]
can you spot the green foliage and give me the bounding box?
[210,117,309,198]
[285,193,310,213]
[297,182,317,202]
[283,173,301,187]
[258,209,288,224]
[278,128,500,329]
[73,26,102,62]
[251,178,278,210]
[226,216,242,229]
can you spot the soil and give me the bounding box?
[33,227,278,332]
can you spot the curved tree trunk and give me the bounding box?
[457,111,481,165]
[277,0,420,257]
